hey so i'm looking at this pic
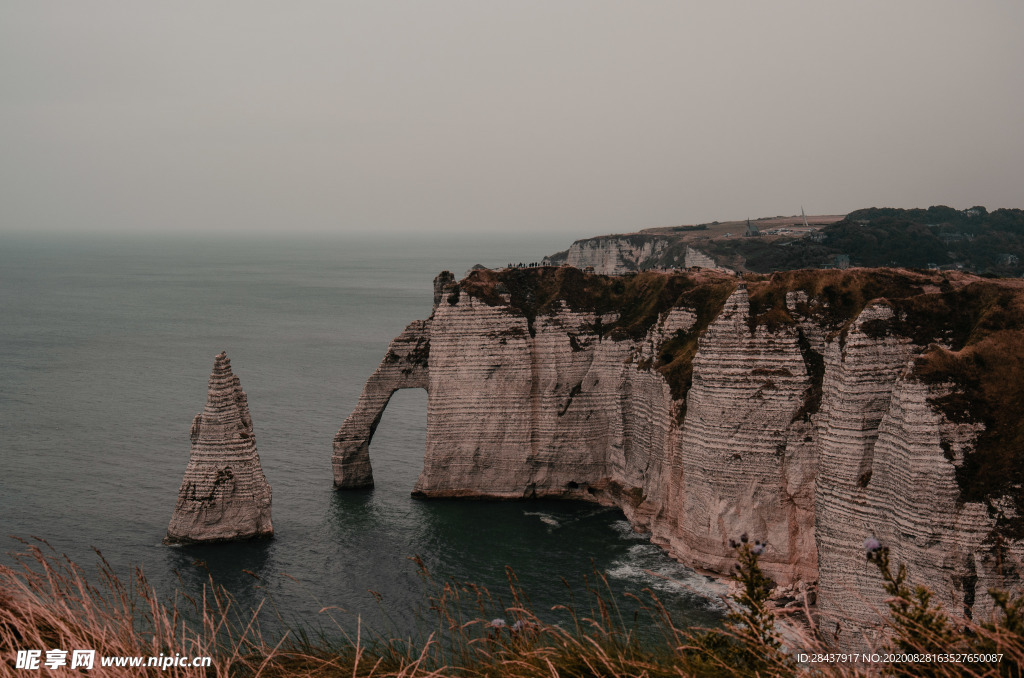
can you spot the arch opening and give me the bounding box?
[332,319,431,489]
[361,387,428,491]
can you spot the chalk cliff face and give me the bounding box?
[682,246,724,271]
[544,235,724,274]
[166,352,273,544]
[557,235,672,274]
[652,284,820,583]
[334,267,1024,649]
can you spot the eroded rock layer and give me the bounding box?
[561,234,671,274]
[166,352,273,544]
[334,267,1024,649]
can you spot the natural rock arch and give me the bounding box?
[333,272,457,489]
[331,319,431,488]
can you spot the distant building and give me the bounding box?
[745,219,761,237]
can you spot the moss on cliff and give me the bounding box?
[743,270,1024,523]
[460,267,737,404]
[749,270,1024,532]
[907,282,1024,535]
[461,266,736,341]
[653,281,739,409]
[461,267,1024,523]
[743,268,941,333]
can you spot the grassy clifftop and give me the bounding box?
[460,266,737,342]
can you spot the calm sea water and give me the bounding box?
[0,232,724,638]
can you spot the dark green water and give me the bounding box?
[0,233,724,638]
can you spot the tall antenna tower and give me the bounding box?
[801,206,810,229]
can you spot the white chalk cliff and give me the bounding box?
[683,246,724,271]
[334,267,1024,649]
[543,235,726,274]
[554,235,672,274]
[166,352,273,544]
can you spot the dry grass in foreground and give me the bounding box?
[3,536,1024,677]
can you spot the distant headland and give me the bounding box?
[542,206,1024,277]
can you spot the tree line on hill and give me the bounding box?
[705,206,1024,276]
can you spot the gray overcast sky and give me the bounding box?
[1,2,1021,237]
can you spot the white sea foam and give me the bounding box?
[609,519,649,541]
[605,542,729,611]
[523,511,561,527]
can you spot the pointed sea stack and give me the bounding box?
[165,352,273,544]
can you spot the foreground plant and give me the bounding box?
[8,533,1024,677]
[0,535,827,677]
[0,538,426,677]
[674,535,797,678]
[865,537,1024,678]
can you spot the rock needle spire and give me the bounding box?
[165,352,273,543]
